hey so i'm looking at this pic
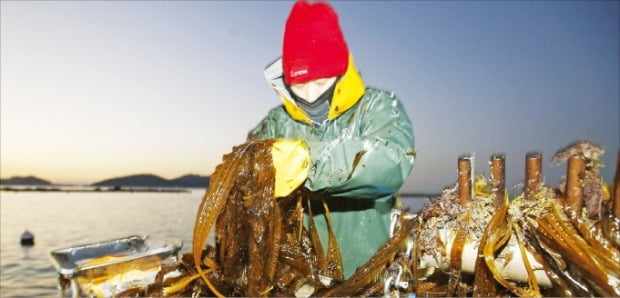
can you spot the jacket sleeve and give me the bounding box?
[306,91,415,199]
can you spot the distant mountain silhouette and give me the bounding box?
[92,174,209,188]
[0,176,52,186]
[92,174,170,187]
[169,174,210,188]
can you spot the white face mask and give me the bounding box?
[290,77,338,103]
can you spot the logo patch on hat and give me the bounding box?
[290,69,308,78]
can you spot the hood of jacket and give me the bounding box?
[264,54,366,126]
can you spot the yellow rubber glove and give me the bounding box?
[271,139,310,198]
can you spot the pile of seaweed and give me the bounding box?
[118,141,619,297]
[413,141,619,297]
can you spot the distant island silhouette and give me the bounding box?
[0,176,52,186]
[0,174,210,190]
[92,174,209,188]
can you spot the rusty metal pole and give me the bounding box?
[525,153,542,200]
[490,154,505,208]
[566,155,585,216]
[458,156,472,205]
[613,151,620,218]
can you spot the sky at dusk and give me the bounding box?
[1,1,618,194]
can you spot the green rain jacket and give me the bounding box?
[248,55,415,278]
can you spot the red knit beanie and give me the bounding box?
[282,0,349,85]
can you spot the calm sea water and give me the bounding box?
[0,189,430,297]
[0,189,205,297]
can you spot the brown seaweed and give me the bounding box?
[120,140,619,297]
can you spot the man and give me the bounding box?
[248,0,415,279]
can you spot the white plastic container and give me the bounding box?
[49,235,182,297]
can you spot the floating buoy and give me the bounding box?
[20,230,34,246]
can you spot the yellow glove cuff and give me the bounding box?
[271,139,310,198]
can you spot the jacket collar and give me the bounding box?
[264,54,366,125]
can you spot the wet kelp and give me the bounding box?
[190,139,317,297]
[414,141,620,297]
[119,141,619,297]
[193,139,279,296]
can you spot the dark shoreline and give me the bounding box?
[0,186,191,193]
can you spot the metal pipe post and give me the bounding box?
[613,151,620,218]
[525,153,542,200]
[566,155,585,216]
[458,156,472,205]
[490,154,505,208]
